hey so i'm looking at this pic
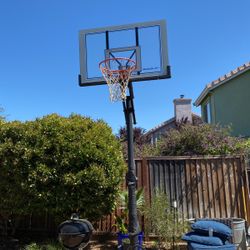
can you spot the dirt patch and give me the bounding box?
[87,241,116,249]
[87,241,187,250]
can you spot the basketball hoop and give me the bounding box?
[99,57,136,102]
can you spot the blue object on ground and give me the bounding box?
[182,232,224,246]
[191,220,232,239]
[117,231,143,250]
[188,242,236,250]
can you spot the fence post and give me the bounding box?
[240,156,250,224]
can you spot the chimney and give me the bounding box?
[173,95,192,123]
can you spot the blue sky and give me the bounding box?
[0,0,250,134]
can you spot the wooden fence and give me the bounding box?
[95,155,250,232]
[14,155,250,235]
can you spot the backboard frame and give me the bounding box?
[105,46,142,72]
[79,20,171,87]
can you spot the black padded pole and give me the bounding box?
[123,82,139,249]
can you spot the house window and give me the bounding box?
[150,133,162,145]
[204,101,211,123]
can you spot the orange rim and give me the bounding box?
[99,57,136,73]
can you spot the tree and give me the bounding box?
[0,107,5,121]
[117,126,151,158]
[117,127,146,145]
[0,114,125,235]
[156,123,243,156]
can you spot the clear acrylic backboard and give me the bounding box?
[78,20,171,86]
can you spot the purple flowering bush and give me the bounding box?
[156,124,244,156]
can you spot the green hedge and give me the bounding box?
[0,114,125,228]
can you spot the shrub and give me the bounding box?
[236,138,250,154]
[0,114,125,235]
[24,243,41,250]
[24,241,63,250]
[113,188,144,233]
[156,124,243,156]
[143,189,189,249]
[236,138,250,165]
[117,126,156,158]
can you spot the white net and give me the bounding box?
[99,58,136,102]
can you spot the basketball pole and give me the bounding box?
[123,81,139,249]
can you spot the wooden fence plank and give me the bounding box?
[174,160,180,209]
[228,158,237,217]
[196,159,203,218]
[236,157,245,219]
[170,160,175,206]
[218,158,226,218]
[142,158,150,204]
[213,159,219,219]
[191,159,199,218]
[242,156,250,222]
[201,159,209,218]
[223,158,230,218]
[185,159,193,219]
[233,157,241,217]
[206,159,214,218]
[149,161,155,199]
[180,160,186,220]
[136,160,142,188]
[165,160,171,202]
[159,160,165,189]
